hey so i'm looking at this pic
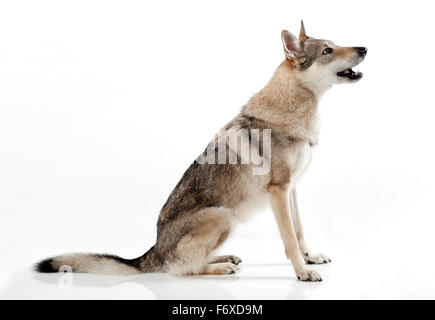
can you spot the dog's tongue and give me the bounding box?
[344,69,351,74]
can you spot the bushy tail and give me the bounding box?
[34,246,162,275]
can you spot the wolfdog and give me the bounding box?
[36,21,366,281]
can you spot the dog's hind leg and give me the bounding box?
[208,255,242,265]
[290,188,331,265]
[163,207,237,276]
[201,262,239,275]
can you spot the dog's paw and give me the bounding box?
[304,253,331,265]
[228,255,243,265]
[210,255,243,265]
[220,262,239,275]
[201,262,239,275]
[296,269,322,282]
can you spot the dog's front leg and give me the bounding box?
[290,189,331,265]
[267,184,322,282]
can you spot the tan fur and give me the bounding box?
[245,63,318,135]
[201,262,239,275]
[208,255,242,264]
[335,46,355,59]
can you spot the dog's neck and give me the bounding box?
[242,61,323,142]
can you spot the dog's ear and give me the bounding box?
[299,20,308,41]
[281,30,304,60]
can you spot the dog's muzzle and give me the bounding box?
[337,47,367,81]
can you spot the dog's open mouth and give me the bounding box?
[337,68,363,80]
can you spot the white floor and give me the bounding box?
[1,218,434,300]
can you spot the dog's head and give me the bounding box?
[281,21,367,89]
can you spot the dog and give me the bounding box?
[35,21,366,281]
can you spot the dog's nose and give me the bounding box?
[355,47,367,57]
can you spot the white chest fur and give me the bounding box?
[288,141,313,188]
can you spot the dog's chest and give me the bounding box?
[288,141,314,187]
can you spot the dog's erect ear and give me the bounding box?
[281,30,304,59]
[299,20,308,41]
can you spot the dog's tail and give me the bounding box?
[34,246,162,275]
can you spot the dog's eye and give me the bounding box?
[322,47,333,55]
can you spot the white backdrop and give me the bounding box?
[1,0,435,299]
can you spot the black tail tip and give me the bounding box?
[34,258,57,273]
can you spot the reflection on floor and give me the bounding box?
[1,236,434,299]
